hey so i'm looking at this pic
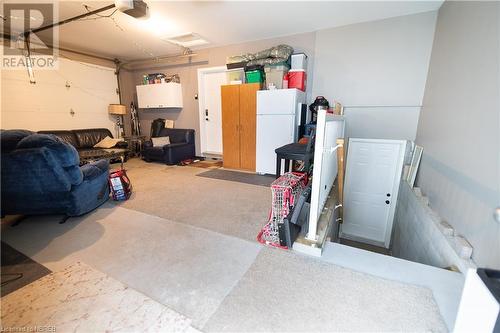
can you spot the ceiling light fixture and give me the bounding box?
[162,33,209,48]
[135,13,178,36]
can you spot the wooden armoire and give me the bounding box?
[221,83,260,171]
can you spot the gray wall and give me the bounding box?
[415,1,500,269]
[312,11,437,140]
[392,182,474,273]
[120,11,438,153]
[119,32,316,155]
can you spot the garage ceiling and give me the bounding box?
[2,1,443,61]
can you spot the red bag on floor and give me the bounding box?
[109,169,132,201]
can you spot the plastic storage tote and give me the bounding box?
[291,53,308,71]
[227,69,245,84]
[288,70,306,91]
[264,63,289,89]
[246,70,265,83]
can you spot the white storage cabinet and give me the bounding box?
[136,82,183,108]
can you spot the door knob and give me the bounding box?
[386,193,391,197]
[385,200,390,204]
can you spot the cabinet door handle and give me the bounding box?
[385,200,390,205]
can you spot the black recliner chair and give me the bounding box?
[142,128,195,165]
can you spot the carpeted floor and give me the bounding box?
[1,159,452,332]
[203,247,447,332]
[1,205,261,328]
[119,159,270,242]
[189,160,223,169]
[2,206,448,332]
[1,242,51,296]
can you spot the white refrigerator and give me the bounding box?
[256,89,306,175]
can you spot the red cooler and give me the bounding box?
[288,70,306,91]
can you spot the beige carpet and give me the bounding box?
[2,159,449,332]
[204,247,448,332]
[2,208,448,332]
[1,205,262,328]
[118,159,270,242]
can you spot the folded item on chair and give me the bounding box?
[93,136,123,149]
[152,136,170,147]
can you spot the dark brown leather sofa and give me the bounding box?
[38,128,128,162]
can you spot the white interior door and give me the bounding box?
[341,139,406,248]
[200,71,227,155]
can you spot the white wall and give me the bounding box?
[415,1,500,269]
[1,57,119,133]
[121,31,316,155]
[392,182,475,273]
[312,11,437,141]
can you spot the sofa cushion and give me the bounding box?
[94,136,122,149]
[0,129,34,153]
[17,133,62,149]
[73,128,113,148]
[152,136,170,147]
[17,134,80,168]
[164,142,189,148]
[81,159,109,181]
[38,130,78,147]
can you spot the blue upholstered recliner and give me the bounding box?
[1,130,110,218]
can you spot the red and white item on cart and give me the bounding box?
[287,70,306,91]
[257,172,307,249]
[109,169,132,201]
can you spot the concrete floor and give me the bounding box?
[339,237,391,255]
